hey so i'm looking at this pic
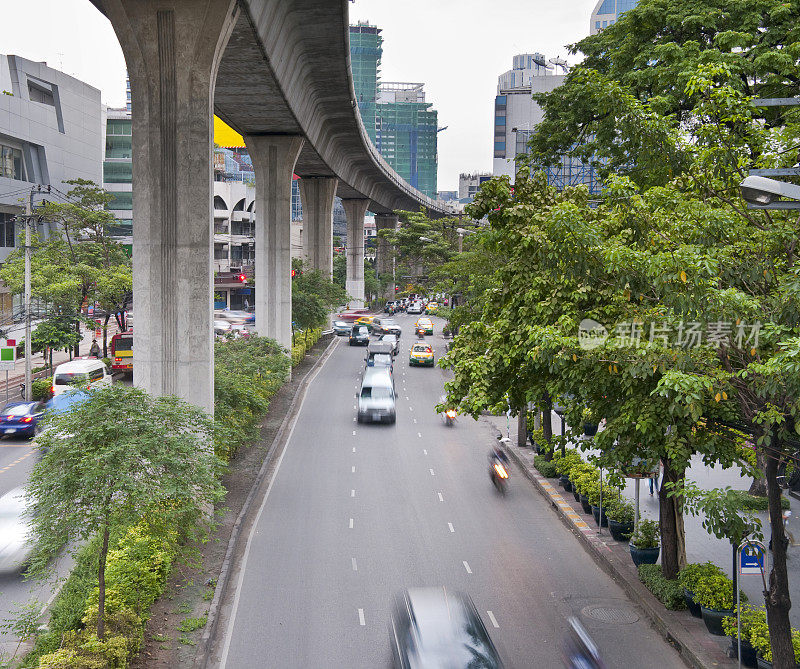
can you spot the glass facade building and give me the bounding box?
[103,109,133,241]
[349,22,438,198]
[590,0,640,34]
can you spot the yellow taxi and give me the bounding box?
[409,342,435,367]
[415,317,434,335]
[355,316,376,331]
[425,302,439,314]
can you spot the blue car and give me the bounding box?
[0,401,45,439]
[44,390,91,417]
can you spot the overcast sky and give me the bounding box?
[4,0,598,191]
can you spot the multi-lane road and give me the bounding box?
[212,312,685,668]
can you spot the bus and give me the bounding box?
[110,331,133,375]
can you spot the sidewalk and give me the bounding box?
[484,411,790,668]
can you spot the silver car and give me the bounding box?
[0,488,32,574]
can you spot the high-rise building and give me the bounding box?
[590,0,640,34]
[492,53,600,196]
[349,22,439,198]
[103,107,133,247]
[458,173,492,201]
[350,21,382,144]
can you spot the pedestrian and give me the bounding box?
[649,460,662,495]
[89,339,101,358]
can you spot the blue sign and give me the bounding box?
[239,288,252,295]
[739,542,766,575]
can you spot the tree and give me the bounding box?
[0,180,132,356]
[25,385,224,640]
[31,316,82,369]
[291,258,348,343]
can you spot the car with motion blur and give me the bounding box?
[0,401,45,439]
[390,587,504,669]
[415,317,434,335]
[407,302,423,315]
[372,317,402,337]
[333,320,351,336]
[335,309,371,323]
[358,368,396,424]
[214,319,233,336]
[424,301,439,314]
[367,352,393,372]
[409,342,435,367]
[349,325,370,346]
[381,334,400,356]
[355,315,376,332]
[0,487,33,574]
[214,309,255,325]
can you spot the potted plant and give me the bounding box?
[629,519,660,566]
[678,562,725,618]
[748,619,800,668]
[570,463,593,502]
[575,474,598,514]
[588,485,618,527]
[555,450,582,491]
[692,571,738,636]
[722,606,765,668]
[606,498,635,541]
[582,407,598,436]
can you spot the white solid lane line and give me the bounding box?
[463,561,472,574]
[358,609,366,626]
[487,611,499,628]
[352,557,358,571]
[438,492,444,502]
[448,522,455,533]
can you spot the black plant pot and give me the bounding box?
[591,505,609,527]
[683,588,702,618]
[583,423,598,436]
[580,495,592,514]
[608,519,634,542]
[629,544,659,566]
[729,637,758,668]
[573,489,581,502]
[559,475,570,489]
[564,479,573,493]
[701,606,734,636]
[756,658,771,669]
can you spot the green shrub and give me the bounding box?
[638,564,686,610]
[630,519,659,549]
[722,605,766,641]
[606,498,635,524]
[726,489,789,511]
[555,450,582,478]
[692,571,743,610]
[677,562,725,593]
[32,378,53,401]
[533,455,558,478]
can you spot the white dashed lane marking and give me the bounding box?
[448,523,455,533]
[358,609,366,626]
[487,611,499,628]
[463,561,472,574]
[352,558,358,571]
[438,492,444,502]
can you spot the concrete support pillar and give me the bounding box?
[343,199,369,308]
[245,134,305,351]
[298,177,338,278]
[101,0,238,413]
[374,213,398,296]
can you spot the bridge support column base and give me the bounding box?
[246,134,305,352]
[343,198,369,309]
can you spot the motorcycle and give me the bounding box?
[444,408,457,427]
[416,328,426,338]
[562,617,606,669]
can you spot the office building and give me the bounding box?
[103,107,133,246]
[0,55,103,318]
[590,0,640,34]
[459,173,492,201]
[492,53,600,195]
[349,22,439,198]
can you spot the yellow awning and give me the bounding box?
[214,116,245,148]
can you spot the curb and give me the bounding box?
[482,419,734,669]
[194,335,339,668]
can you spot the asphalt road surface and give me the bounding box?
[213,312,685,668]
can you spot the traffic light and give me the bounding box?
[238,274,246,283]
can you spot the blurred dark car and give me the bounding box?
[0,401,45,439]
[373,317,402,337]
[333,320,351,336]
[349,325,370,346]
[390,587,504,669]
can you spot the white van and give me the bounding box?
[52,359,112,396]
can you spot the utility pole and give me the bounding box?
[24,188,33,401]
